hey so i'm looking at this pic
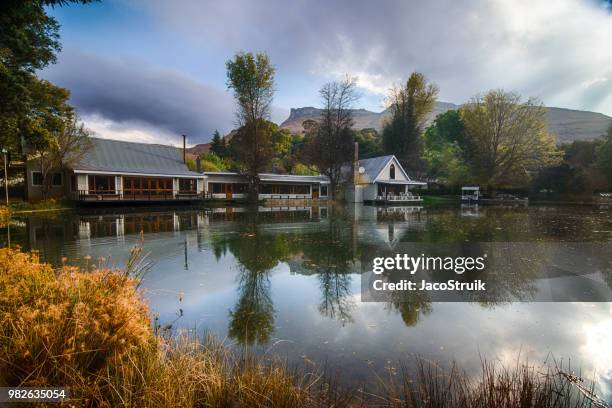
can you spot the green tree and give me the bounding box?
[1,0,96,152]
[209,130,227,157]
[596,123,612,186]
[226,52,275,199]
[198,152,232,172]
[353,128,382,158]
[382,72,438,175]
[423,110,470,185]
[461,90,562,189]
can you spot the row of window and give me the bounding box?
[209,182,328,196]
[32,173,328,197]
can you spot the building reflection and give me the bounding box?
[9,204,611,338]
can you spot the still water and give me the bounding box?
[3,204,612,395]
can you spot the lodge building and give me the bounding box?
[25,138,329,203]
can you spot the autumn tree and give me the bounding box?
[303,77,359,199]
[31,114,92,199]
[225,52,275,200]
[461,90,562,189]
[382,72,438,175]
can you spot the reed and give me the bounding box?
[0,247,605,407]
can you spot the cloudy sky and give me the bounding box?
[42,0,612,146]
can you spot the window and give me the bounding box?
[320,185,328,196]
[52,173,62,186]
[261,184,274,194]
[389,164,395,180]
[210,183,224,194]
[32,171,43,186]
[88,175,116,194]
[235,183,248,194]
[179,178,196,192]
[293,184,309,194]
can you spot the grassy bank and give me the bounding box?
[9,198,75,213]
[421,195,458,207]
[0,247,604,407]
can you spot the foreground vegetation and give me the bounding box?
[0,247,606,407]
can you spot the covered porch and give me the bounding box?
[374,180,426,203]
[74,173,206,202]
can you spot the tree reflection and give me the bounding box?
[228,264,275,346]
[217,212,294,346]
[318,271,354,324]
[301,215,357,324]
[390,293,432,327]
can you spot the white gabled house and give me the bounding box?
[346,155,427,203]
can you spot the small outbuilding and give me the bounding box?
[346,155,426,203]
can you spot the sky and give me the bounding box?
[41,0,612,146]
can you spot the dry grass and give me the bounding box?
[0,205,10,227]
[0,247,606,407]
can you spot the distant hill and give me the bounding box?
[186,130,237,158]
[280,102,611,144]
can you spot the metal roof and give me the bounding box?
[259,173,329,183]
[73,138,203,178]
[376,179,427,185]
[358,155,395,182]
[357,155,415,183]
[204,171,329,183]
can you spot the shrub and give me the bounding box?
[0,248,154,397]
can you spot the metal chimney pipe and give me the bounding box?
[182,134,186,163]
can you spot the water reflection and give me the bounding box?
[2,204,612,395]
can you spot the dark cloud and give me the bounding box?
[42,49,236,144]
[137,0,612,115]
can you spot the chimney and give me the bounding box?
[182,134,186,163]
[353,142,359,184]
[196,157,201,173]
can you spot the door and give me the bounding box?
[312,185,319,199]
[225,183,233,199]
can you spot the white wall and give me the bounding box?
[377,157,409,181]
[363,185,377,201]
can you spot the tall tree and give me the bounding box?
[303,76,359,199]
[461,90,562,189]
[209,130,228,157]
[382,72,438,175]
[226,52,275,200]
[1,0,96,152]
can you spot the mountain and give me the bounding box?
[280,102,611,143]
[186,130,238,158]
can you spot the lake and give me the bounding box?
[3,203,612,397]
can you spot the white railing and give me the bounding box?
[376,194,422,202]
